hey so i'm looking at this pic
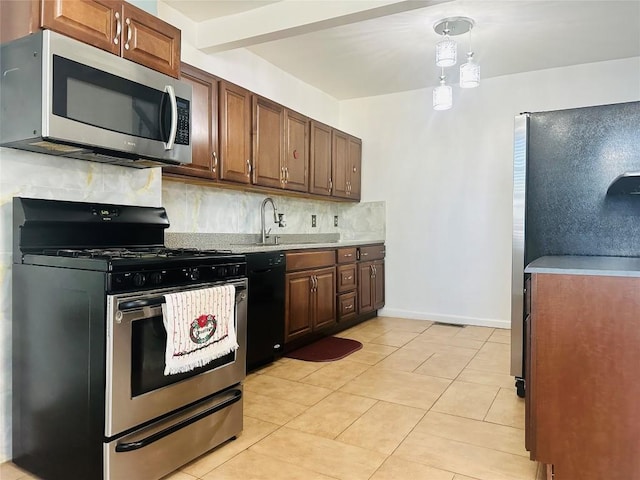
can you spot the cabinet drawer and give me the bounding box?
[286,250,335,272]
[359,244,385,261]
[337,264,357,293]
[338,291,357,320]
[337,247,357,264]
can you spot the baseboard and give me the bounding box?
[378,308,510,329]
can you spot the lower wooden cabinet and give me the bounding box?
[527,271,640,479]
[358,260,384,314]
[285,266,336,343]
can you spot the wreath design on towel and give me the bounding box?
[190,314,217,344]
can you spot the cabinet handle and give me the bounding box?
[212,152,218,171]
[124,18,132,50]
[281,166,285,184]
[347,276,353,280]
[114,12,121,45]
[285,167,289,183]
[328,178,332,194]
[246,159,252,176]
[362,252,368,257]
[345,305,353,310]
[345,253,353,257]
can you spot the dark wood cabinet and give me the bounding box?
[358,245,385,314]
[332,130,362,200]
[285,250,336,344]
[527,271,640,480]
[1,0,181,78]
[337,247,358,322]
[219,80,252,184]
[283,109,309,192]
[285,266,336,343]
[120,2,180,78]
[253,96,285,189]
[252,98,309,192]
[163,63,218,179]
[309,121,333,196]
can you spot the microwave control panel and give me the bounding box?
[176,98,190,145]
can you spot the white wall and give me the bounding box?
[340,57,640,328]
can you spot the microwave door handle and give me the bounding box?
[163,85,178,151]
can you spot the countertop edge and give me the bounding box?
[525,255,640,277]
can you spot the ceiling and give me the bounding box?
[163,0,640,100]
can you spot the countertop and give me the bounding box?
[165,232,384,254]
[525,255,640,277]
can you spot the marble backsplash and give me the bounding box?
[162,180,385,241]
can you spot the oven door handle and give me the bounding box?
[118,285,247,312]
[114,388,242,453]
[118,297,165,311]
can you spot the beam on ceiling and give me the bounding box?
[196,0,450,53]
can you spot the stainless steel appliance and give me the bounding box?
[0,30,191,167]
[12,197,246,480]
[511,101,640,397]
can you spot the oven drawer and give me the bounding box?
[104,385,243,480]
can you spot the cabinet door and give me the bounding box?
[121,2,181,78]
[253,96,284,189]
[285,272,313,343]
[309,121,332,196]
[348,136,362,200]
[219,81,252,184]
[358,262,374,313]
[163,63,217,179]
[284,110,309,192]
[331,129,349,198]
[313,267,336,331]
[373,260,385,310]
[41,0,120,55]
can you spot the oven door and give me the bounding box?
[105,279,247,437]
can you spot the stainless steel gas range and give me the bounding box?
[11,197,247,480]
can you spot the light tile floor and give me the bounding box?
[1,317,547,480]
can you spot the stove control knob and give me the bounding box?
[149,272,163,285]
[218,266,228,278]
[133,273,146,287]
[189,268,200,281]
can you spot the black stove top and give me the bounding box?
[13,197,247,293]
[39,247,233,261]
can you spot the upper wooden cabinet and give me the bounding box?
[219,80,252,184]
[163,63,218,180]
[332,129,361,200]
[1,0,181,78]
[252,97,309,193]
[253,96,285,189]
[310,121,333,197]
[283,109,309,192]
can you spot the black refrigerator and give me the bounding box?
[510,100,640,396]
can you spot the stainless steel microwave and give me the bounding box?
[0,30,191,168]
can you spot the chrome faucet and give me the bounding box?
[260,197,279,244]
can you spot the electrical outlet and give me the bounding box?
[311,214,317,227]
[334,215,339,227]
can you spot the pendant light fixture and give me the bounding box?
[433,69,452,111]
[435,23,457,67]
[432,16,478,110]
[459,25,480,88]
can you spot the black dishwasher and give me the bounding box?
[246,251,285,372]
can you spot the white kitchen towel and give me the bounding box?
[162,285,238,375]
